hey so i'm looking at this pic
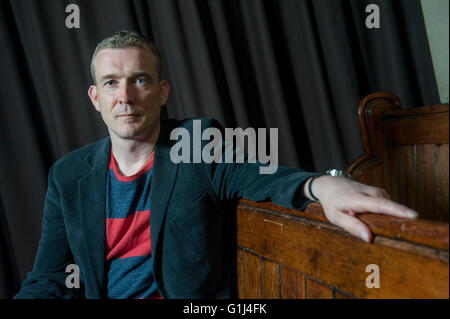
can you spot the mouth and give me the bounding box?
[117,114,139,118]
[116,114,142,124]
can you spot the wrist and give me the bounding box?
[310,175,335,201]
[305,175,338,202]
[303,169,350,202]
[303,174,326,201]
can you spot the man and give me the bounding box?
[14,31,418,299]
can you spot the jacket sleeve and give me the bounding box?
[202,118,320,210]
[14,165,81,299]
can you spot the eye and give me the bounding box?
[136,77,146,84]
[104,80,116,87]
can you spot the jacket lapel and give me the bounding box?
[150,121,179,281]
[79,137,110,298]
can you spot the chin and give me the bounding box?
[116,126,154,140]
[118,129,143,139]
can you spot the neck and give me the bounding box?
[110,124,160,176]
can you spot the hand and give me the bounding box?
[304,175,419,243]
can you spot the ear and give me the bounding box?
[159,80,170,107]
[88,85,100,112]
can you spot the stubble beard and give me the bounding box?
[110,114,160,143]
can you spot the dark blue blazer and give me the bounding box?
[14,118,316,299]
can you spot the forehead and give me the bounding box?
[94,47,157,76]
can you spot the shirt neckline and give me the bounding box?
[109,147,155,182]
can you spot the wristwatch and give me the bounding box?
[325,169,351,178]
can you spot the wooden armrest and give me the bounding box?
[238,199,449,250]
[236,198,448,299]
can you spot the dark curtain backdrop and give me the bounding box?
[0,0,439,298]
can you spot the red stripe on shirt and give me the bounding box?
[106,210,151,260]
[139,291,162,299]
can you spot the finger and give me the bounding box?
[363,186,390,200]
[351,195,418,219]
[325,209,372,242]
[381,189,391,200]
[377,188,390,199]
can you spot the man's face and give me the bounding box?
[88,47,169,141]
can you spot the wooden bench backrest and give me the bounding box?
[347,92,449,222]
[235,93,449,299]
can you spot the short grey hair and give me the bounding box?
[90,30,162,84]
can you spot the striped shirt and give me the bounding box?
[105,148,160,299]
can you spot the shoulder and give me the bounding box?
[51,137,110,178]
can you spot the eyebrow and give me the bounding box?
[99,73,119,83]
[131,71,152,78]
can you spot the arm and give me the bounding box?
[14,165,81,299]
[200,118,321,210]
[201,118,418,243]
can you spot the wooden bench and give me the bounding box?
[235,92,449,298]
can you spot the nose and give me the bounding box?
[117,81,135,105]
